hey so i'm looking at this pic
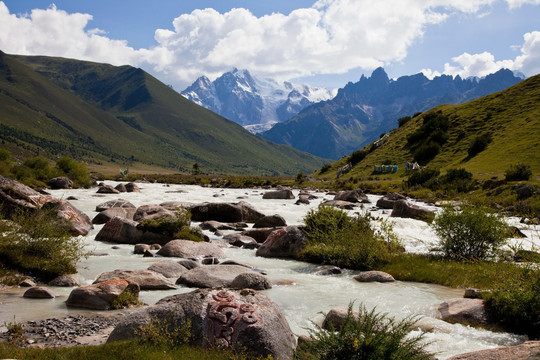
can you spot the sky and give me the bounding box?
[0,0,539,91]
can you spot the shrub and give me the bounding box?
[294,303,432,360]
[137,207,192,237]
[407,168,440,187]
[397,116,412,127]
[432,204,510,260]
[435,168,476,193]
[505,163,532,181]
[174,226,205,242]
[4,317,26,346]
[56,156,91,187]
[319,164,332,174]
[467,133,492,158]
[407,111,450,164]
[348,150,368,166]
[412,141,441,165]
[110,289,142,310]
[136,315,194,347]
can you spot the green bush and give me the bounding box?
[137,207,192,237]
[348,150,369,166]
[110,289,142,310]
[319,164,332,174]
[434,168,476,193]
[397,116,412,127]
[505,163,532,181]
[407,168,440,187]
[407,111,450,164]
[56,156,92,187]
[294,303,432,360]
[432,205,510,260]
[467,133,492,158]
[174,226,205,242]
[484,266,540,339]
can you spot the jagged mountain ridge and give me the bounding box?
[260,67,523,159]
[181,68,333,131]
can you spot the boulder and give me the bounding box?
[253,214,287,228]
[176,265,254,288]
[114,183,127,192]
[157,239,225,258]
[201,257,220,265]
[48,177,73,189]
[391,200,435,221]
[437,298,491,327]
[97,185,120,194]
[354,271,395,283]
[92,207,136,224]
[177,259,201,270]
[295,198,310,205]
[323,200,358,209]
[133,205,176,222]
[94,269,177,290]
[231,272,272,290]
[315,266,342,276]
[107,288,296,360]
[95,216,171,245]
[160,201,194,211]
[256,226,307,259]
[148,260,189,278]
[516,185,535,200]
[23,286,56,299]
[188,202,265,223]
[447,341,540,360]
[241,227,276,243]
[134,243,151,254]
[125,183,140,192]
[95,199,136,212]
[376,193,406,209]
[334,189,369,203]
[19,278,36,287]
[48,274,80,287]
[322,306,359,330]
[199,220,235,232]
[223,234,260,249]
[262,189,295,199]
[66,279,140,310]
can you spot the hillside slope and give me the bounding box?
[1,52,326,175]
[314,74,540,180]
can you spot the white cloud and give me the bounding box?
[0,0,539,89]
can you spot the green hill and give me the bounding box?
[315,74,540,180]
[0,52,325,175]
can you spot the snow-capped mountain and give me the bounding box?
[181,68,333,132]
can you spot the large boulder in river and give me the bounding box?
[176,265,254,288]
[262,189,295,199]
[231,272,272,290]
[92,207,136,224]
[148,260,189,278]
[93,269,176,290]
[23,286,56,299]
[66,279,140,310]
[322,306,359,330]
[253,214,287,228]
[323,200,358,209]
[376,193,406,209]
[223,234,260,249]
[256,226,307,259]
[354,271,395,283]
[133,205,176,222]
[48,274,80,287]
[107,288,296,360]
[157,239,225,258]
[125,182,140,192]
[447,341,540,360]
[391,200,435,222]
[437,298,491,327]
[95,199,136,212]
[241,227,276,243]
[48,176,73,189]
[95,216,171,245]
[334,189,369,203]
[97,185,120,194]
[0,176,93,236]
[188,202,264,223]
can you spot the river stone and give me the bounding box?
[97,185,120,194]
[157,240,225,258]
[66,279,140,310]
[95,216,171,245]
[391,200,435,222]
[295,198,310,205]
[256,226,307,259]
[23,286,56,299]
[376,193,406,209]
[241,227,276,243]
[92,207,136,224]
[334,189,370,203]
[134,243,151,254]
[133,204,176,222]
[323,200,358,209]
[176,265,254,288]
[199,220,235,232]
[316,266,342,276]
[148,260,189,278]
[354,271,395,283]
[48,177,73,189]
[437,298,491,327]
[95,199,136,212]
[253,214,287,228]
[114,183,127,193]
[262,189,295,199]
[93,269,177,290]
[188,201,265,223]
[19,278,36,287]
[177,259,201,270]
[223,233,259,248]
[48,274,80,287]
[107,288,296,360]
[447,341,540,360]
[231,272,272,290]
[322,306,359,330]
[125,183,140,192]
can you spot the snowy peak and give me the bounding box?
[181,69,333,130]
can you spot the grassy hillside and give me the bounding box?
[314,74,540,181]
[1,52,325,175]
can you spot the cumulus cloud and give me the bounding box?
[0,0,539,88]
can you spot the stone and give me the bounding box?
[66,279,140,310]
[134,244,151,254]
[19,278,36,287]
[323,200,358,209]
[199,220,235,232]
[391,200,435,221]
[95,199,136,212]
[95,216,171,245]
[143,250,155,257]
[376,193,406,209]
[157,239,225,258]
[241,227,276,243]
[322,306,359,330]
[93,269,177,290]
[334,189,370,203]
[315,267,342,276]
[48,177,73,189]
[67,196,78,200]
[107,288,296,360]
[23,286,56,299]
[253,214,287,228]
[437,298,491,327]
[48,274,80,287]
[256,226,307,259]
[125,183,140,192]
[516,185,535,200]
[92,207,136,224]
[354,271,395,283]
[97,185,120,194]
[295,198,310,205]
[223,233,260,248]
[188,202,265,223]
[114,183,127,193]
[176,265,254,288]
[262,189,295,199]
[201,257,220,265]
[447,341,540,360]
[231,272,272,290]
[148,260,189,278]
[177,259,200,270]
[133,205,176,222]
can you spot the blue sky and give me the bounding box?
[1,0,539,90]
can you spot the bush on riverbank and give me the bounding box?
[137,207,204,241]
[295,303,432,360]
[0,207,85,281]
[300,205,400,270]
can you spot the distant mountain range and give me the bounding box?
[260,67,524,159]
[0,52,326,175]
[181,68,333,133]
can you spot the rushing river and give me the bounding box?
[1,181,536,358]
